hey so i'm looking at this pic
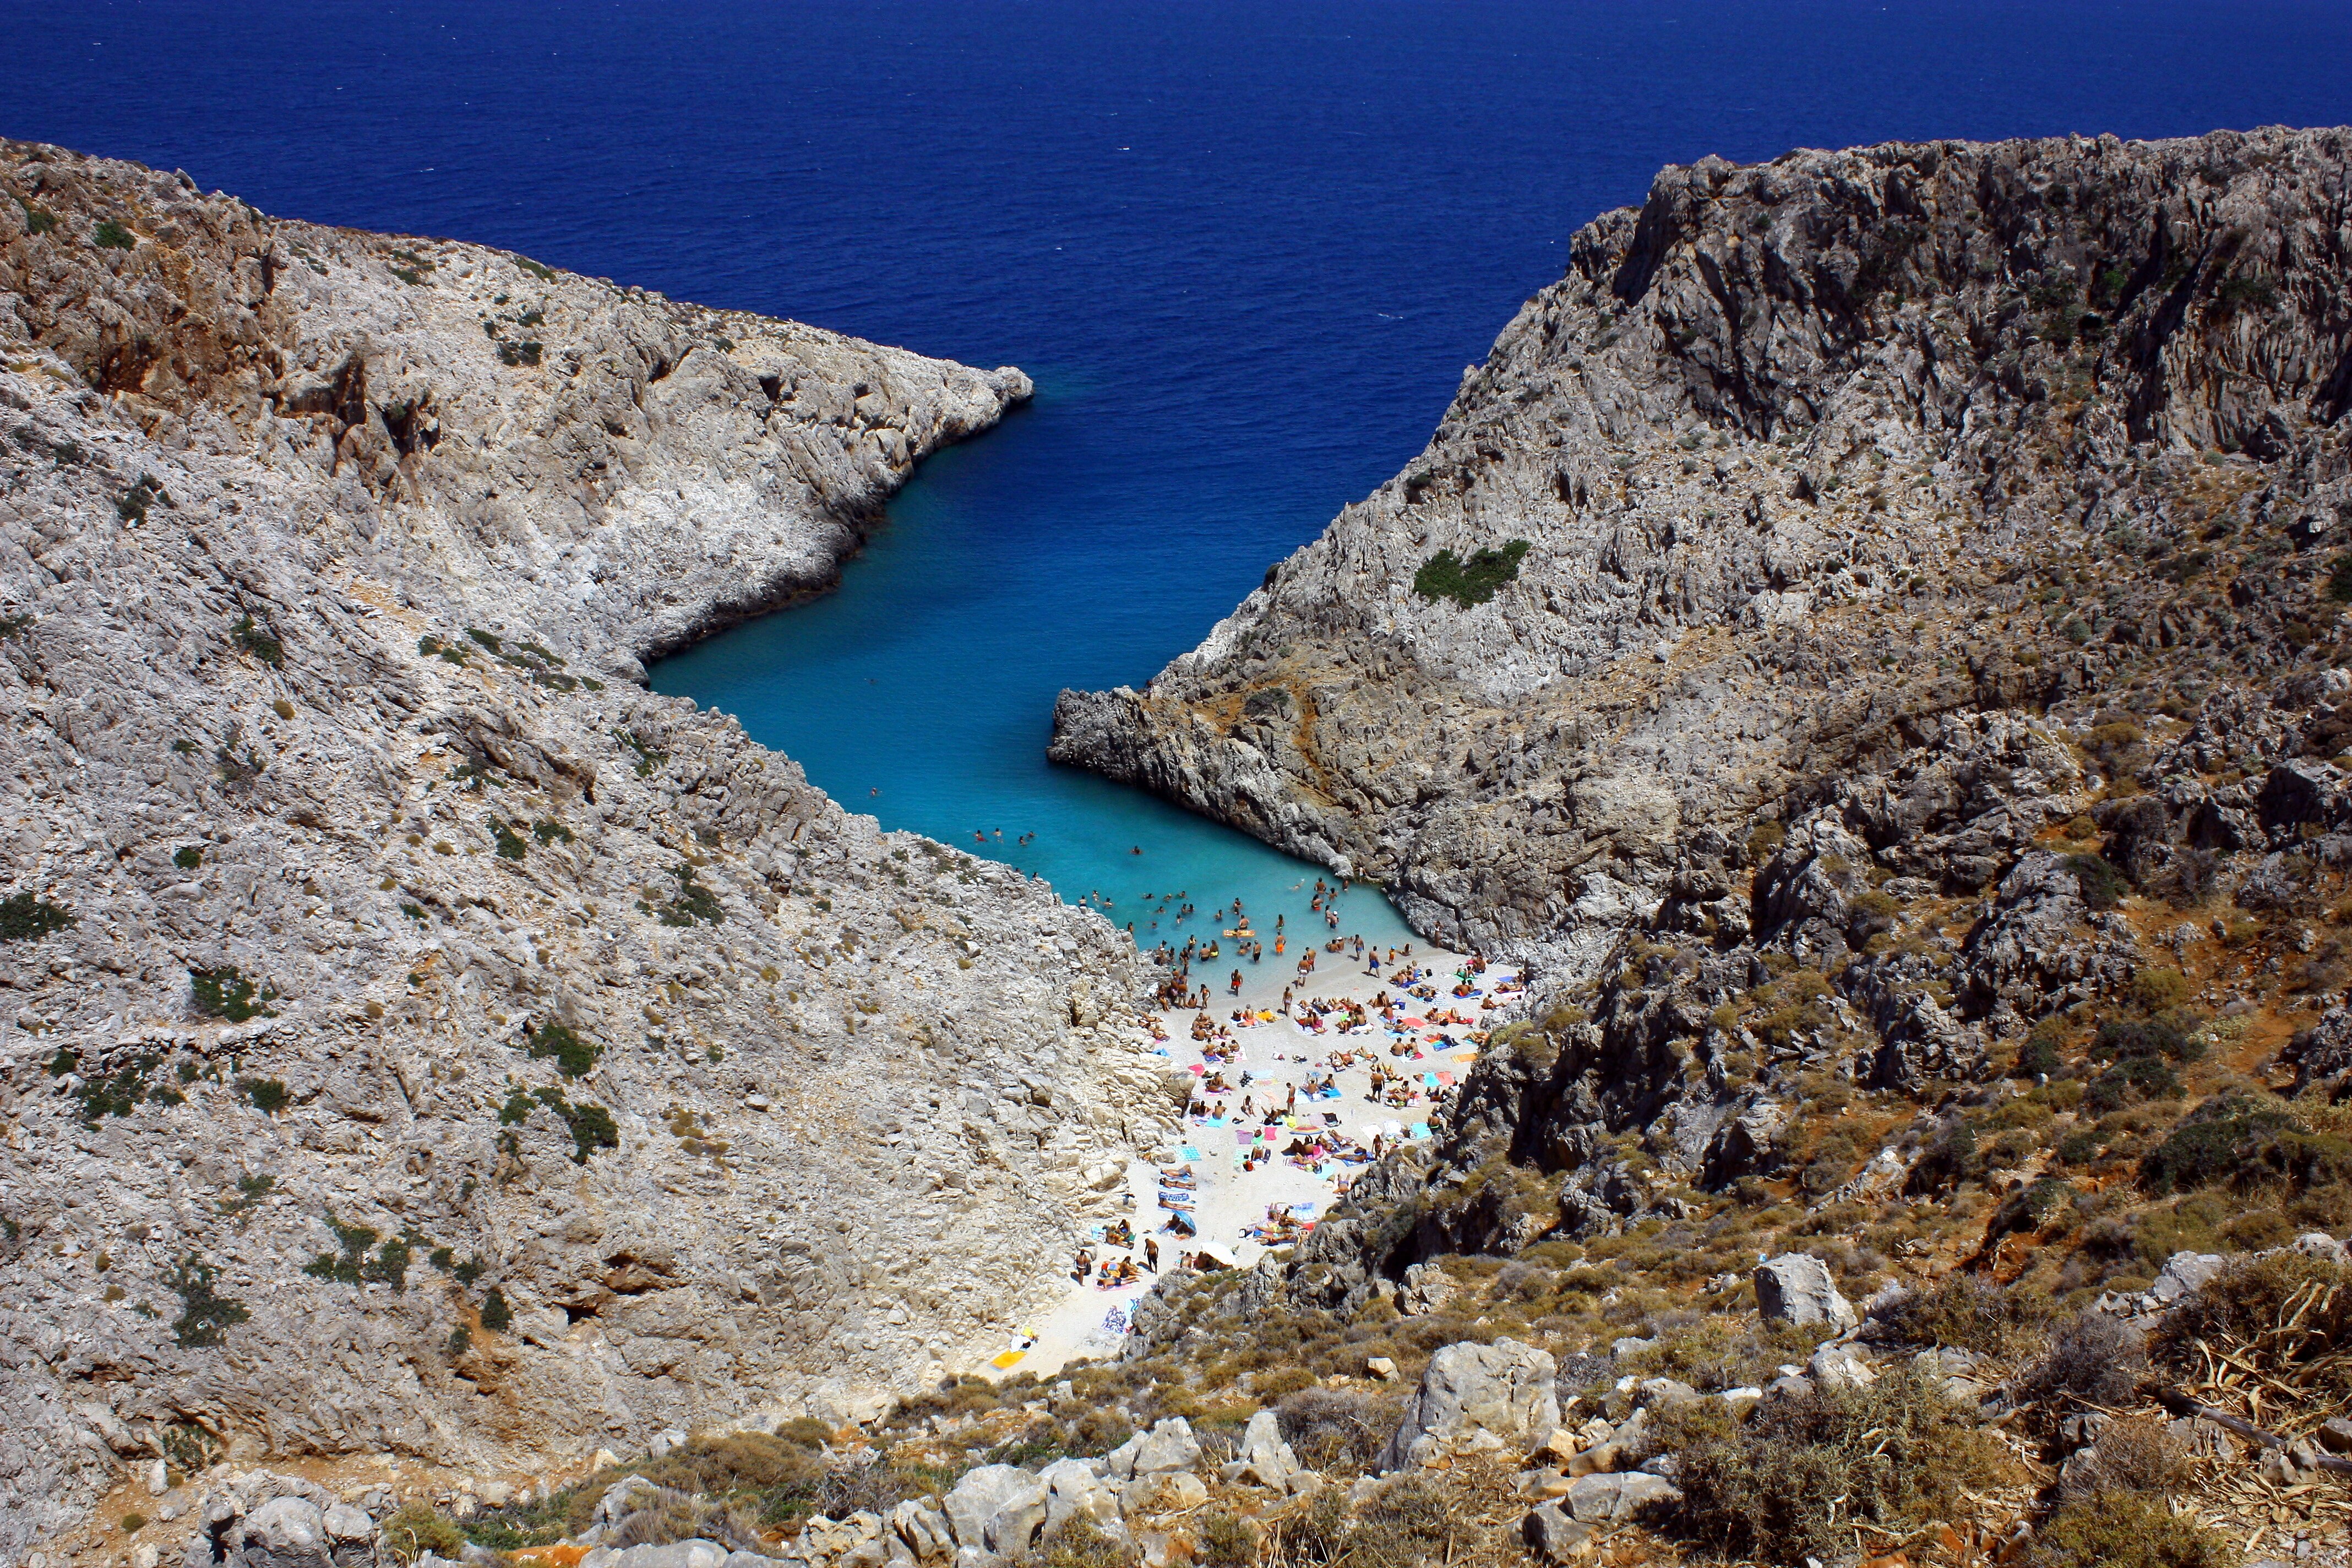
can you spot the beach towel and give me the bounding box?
[1186,1063,1205,1075]
[990,1351,1026,1370]
[1321,1113,1340,1126]
[1180,1145,1204,1161]
[1437,1071,1455,1086]
[1409,1122,1430,1139]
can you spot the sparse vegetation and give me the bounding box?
[524,1017,600,1077]
[0,890,74,940]
[1412,540,1531,608]
[191,965,278,1021]
[165,1255,251,1348]
[1657,1365,2005,1562]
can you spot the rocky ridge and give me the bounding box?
[0,140,1186,1563]
[1041,127,2352,1562]
[1053,126,2352,973]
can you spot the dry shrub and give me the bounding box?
[381,1502,465,1564]
[2017,1311,2143,1418]
[1347,1477,1456,1568]
[1876,1271,2056,1355]
[639,1431,821,1493]
[1656,1364,2006,1564]
[1026,1515,1140,1568]
[1195,1511,1255,1568]
[1275,1387,1394,1474]
[2150,1248,2352,1402]
[608,1488,764,1553]
[2027,1493,2239,1568]
[2062,1414,2188,1499]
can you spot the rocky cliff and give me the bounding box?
[1044,130,2352,1560]
[0,141,1184,1562]
[1053,126,2352,974]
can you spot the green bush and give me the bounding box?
[525,1018,600,1077]
[534,1087,619,1163]
[230,613,283,668]
[241,1077,290,1114]
[2141,1093,2351,1196]
[192,965,278,1021]
[0,891,75,940]
[645,862,724,927]
[166,1255,251,1348]
[1657,1364,2003,1563]
[2065,853,2126,910]
[480,1287,513,1332]
[1412,540,1531,608]
[92,219,135,250]
[17,198,58,235]
[173,846,204,869]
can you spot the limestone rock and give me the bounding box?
[1521,1503,1592,1562]
[1381,1336,1560,1470]
[941,1467,1045,1556]
[1562,1473,1681,1526]
[1754,1254,1857,1330]
[0,137,1181,1557]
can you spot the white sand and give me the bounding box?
[994,922,1526,1378]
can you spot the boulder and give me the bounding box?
[1562,1473,1681,1526]
[1380,1337,1561,1471]
[1753,1254,1856,1330]
[235,1498,334,1568]
[1807,1343,1876,1391]
[941,1467,1046,1556]
[1521,1503,1593,1562]
[1108,1418,1201,1479]
[1222,1411,1301,1490]
[885,1500,956,1564]
[2148,1251,2226,1307]
[1036,1460,1116,1535]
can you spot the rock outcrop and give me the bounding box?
[0,140,1185,1561]
[1052,126,2352,973]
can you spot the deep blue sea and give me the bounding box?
[12,1,2351,947]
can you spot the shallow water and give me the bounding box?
[13,0,2350,938]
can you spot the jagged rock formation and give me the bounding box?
[0,141,1186,1561]
[1053,126,2352,972]
[1058,128,2352,1344]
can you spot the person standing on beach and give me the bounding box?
[1145,1238,1159,1272]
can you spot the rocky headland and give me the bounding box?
[0,140,1187,1563]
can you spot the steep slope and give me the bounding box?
[1053,127,2352,973]
[0,141,1185,1558]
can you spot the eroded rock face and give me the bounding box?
[1052,127,2352,974]
[0,141,1184,1557]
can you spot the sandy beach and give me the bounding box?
[982,888,1526,1376]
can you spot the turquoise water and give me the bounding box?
[647,381,1426,955]
[30,0,2344,945]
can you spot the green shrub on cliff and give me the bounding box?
[1413,540,1531,608]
